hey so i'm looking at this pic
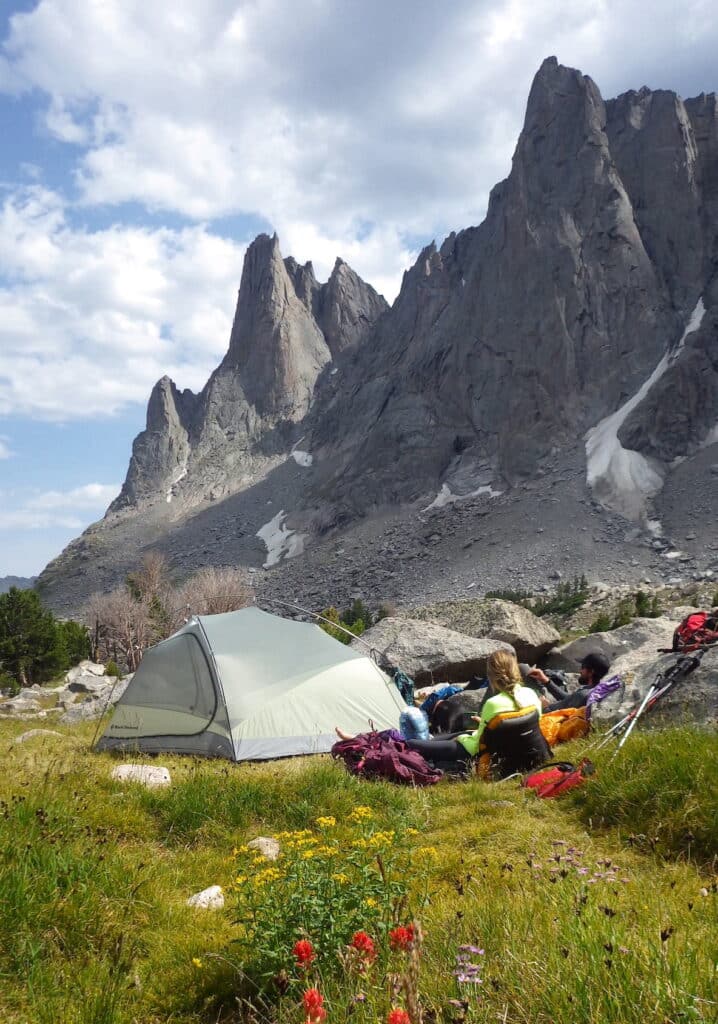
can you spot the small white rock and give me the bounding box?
[187,885,224,910]
[248,836,280,860]
[111,764,171,788]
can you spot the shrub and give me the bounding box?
[230,809,421,987]
[487,576,590,617]
[589,612,613,634]
[591,592,665,635]
[0,588,88,688]
[104,660,120,678]
[611,597,636,629]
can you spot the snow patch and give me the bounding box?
[165,466,187,504]
[584,298,705,521]
[256,511,306,568]
[422,482,502,512]
[291,450,313,467]
[701,422,718,448]
[663,550,684,560]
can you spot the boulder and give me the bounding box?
[0,697,43,715]
[111,764,171,787]
[409,599,559,664]
[58,678,129,722]
[545,617,676,674]
[65,660,106,684]
[187,885,224,910]
[248,836,281,860]
[352,617,513,685]
[59,699,106,723]
[592,646,718,726]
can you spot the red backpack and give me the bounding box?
[521,759,595,798]
[672,612,718,653]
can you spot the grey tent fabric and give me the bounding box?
[97,607,406,761]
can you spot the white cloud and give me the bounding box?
[0,436,12,458]
[1,0,713,305]
[0,0,715,423]
[0,481,119,530]
[26,482,120,510]
[0,185,248,418]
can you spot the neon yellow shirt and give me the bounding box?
[456,686,542,757]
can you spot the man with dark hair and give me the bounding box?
[524,652,611,711]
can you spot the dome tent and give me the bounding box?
[96,606,406,761]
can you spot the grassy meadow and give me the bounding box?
[0,718,716,1024]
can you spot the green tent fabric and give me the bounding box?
[96,607,406,761]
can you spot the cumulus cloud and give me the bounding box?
[26,482,120,510]
[0,481,119,530]
[0,0,716,424]
[2,0,714,291]
[0,185,249,418]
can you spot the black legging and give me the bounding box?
[406,737,472,768]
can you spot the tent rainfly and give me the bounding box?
[96,607,406,761]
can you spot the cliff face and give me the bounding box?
[308,57,696,515]
[38,58,718,609]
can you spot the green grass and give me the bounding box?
[572,727,718,862]
[0,719,716,1024]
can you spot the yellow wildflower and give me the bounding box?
[367,830,396,848]
[406,828,419,836]
[332,872,349,885]
[192,958,203,969]
[234,874,248,885]
[351,838,368,849]
[301,849,316,860]
[316,815,337,828]
[349,805,373,823]
[316,845,338,857]
[233,844,249,855]
[418,846,439,859]
[254,867,283,887]
[365,897,378,908]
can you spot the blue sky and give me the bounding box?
[1,0,717,578]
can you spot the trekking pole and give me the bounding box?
[612,676,663,754]
[610,647,709,756]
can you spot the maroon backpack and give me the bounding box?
[331,732,442,786]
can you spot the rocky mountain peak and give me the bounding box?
[317,255,389,356]
[112,375,195,510]
[219,233,331,421]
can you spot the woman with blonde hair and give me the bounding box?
[335,649,549,777]
[454,649,544,764]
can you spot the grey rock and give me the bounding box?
[545,616,676,674]
[352,617,513,685]
[592,646,718,726]
[65,660,106,681]
[0,697,43,715]
[410,599,559,663]
[248,836,281,861]
[111,764,172,787]
[186,885,224,910]
[59,699,107,723]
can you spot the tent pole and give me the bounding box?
[262,598,380,658]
